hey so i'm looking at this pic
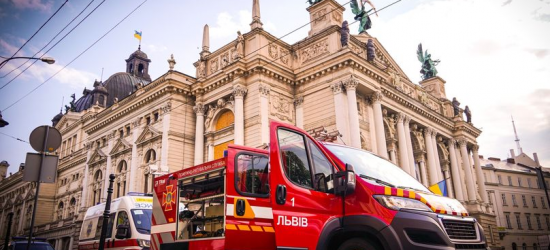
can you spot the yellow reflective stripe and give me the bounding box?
[397,189,403,197]
[226,224,237,230]
[237,225,251,231]
[384,186,392,195]
[250,226,263,232]
[263,226,275,232]
[408,191,416,199]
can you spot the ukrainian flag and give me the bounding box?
[134,30,142,41]
[429,179,448,197]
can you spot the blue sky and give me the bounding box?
[0,0,549,175]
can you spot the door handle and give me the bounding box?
[236,199,246,216]
[276,185,287,205]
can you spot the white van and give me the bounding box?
[78,194,152,250]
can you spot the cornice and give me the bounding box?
[58,156,87,172]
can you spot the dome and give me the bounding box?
[130,49,149,60]
[51,112,63,126]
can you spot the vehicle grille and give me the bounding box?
[455,243,487,249]
[442,219,477,240]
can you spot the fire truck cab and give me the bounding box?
[151,121,487,250]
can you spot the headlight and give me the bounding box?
[137,239,150,247]
[374,195,432,212]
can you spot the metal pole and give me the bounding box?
[538,167,550,209]
[26,127,49,250]
[98,174,115,250]
[3,212,14,250]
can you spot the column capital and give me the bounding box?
[403,115,411,125]
[424,127,433,136]
[193,103,205,115]
[259,84,270,97]
[448,138,456,145]
[294,95,304,107]
[396,112,406,123]
[457,137,468,147]
[343,75,359,90]
[369,91,383,103]
[232,84,248,98]
[330,82,344,94]
[472,144,480,152]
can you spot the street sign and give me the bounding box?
[23,153,58,183]
[29,126,61,153]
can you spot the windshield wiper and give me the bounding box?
[359,174,395,187]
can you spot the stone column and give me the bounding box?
[129,118,142,192]
[103,134,114,198]
[81,145,93,208]
[396,113,410,174]
[404,117,416,177]
[432,132,443,181]
[367,104,378,154]
[371,91,388,159]
[233,85,247,145]
[294,96,304,129]
[331,82,349,144]
[388,145,397,165]
[193,103,205,165]
[458,138,476,202]
[344,76,361,149]
[448,139,464,201]
[419,158,429,187]
[160,102,171,169]
[207,143,214,161]
[259,84,270,144]
[473,145,489,203]
[424,128,438,186]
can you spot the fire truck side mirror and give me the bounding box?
[335,163,356,196]
[115,224,131,239]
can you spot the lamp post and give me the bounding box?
[0,56,55,68]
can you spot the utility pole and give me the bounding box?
[3,212,13,250]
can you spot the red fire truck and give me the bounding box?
[151,121,488,250]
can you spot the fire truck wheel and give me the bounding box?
[337,238,381,250]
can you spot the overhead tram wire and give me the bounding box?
[0,0,97,81]
[165,0,400,114]
[0,132,29,144]
[0,0,105,90]
[0,0,69,70]
[1,0,149,112]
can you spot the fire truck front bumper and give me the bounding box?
[381,209,488,250]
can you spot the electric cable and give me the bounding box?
[0,131,29,144]
[0,0,69,70]
[0,0,97,80]
[1,0,149,112]
[0,0,104,90]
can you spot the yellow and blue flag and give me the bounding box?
[429,179,448,197]
[134,30,142,41]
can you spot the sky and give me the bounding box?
[0,0,548,175]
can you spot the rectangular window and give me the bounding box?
[518,177,522,187]
[508,176,513,186]
[119,129,124,138]
[306,137,335,193]
[533,196,538,208]
[278,129,313,189]
[546,216,550,230]
[528,178,532,188]
[502,194,507,206]
[505,213,512,229]
[488,192,492,204]
[526,214,533,230]
[235,153,270,197]
[516,214,522,229]
[154,112,159,122]
[512,194,517,206]
[72,135,77,151]
[536,215,542,230]
[146,116,151,125]
[543,197,548,209]
[126,126,130,136]
[522,195,528,207]
[498,175,502,184]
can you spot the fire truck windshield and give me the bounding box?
[131,209,152,234]
[325,144,430,192]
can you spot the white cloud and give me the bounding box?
[2,60,98,89]
[10,0,53,11]
[146,44,168,53]
[210,10,277,39]
[371,0,550,164]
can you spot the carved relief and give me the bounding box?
[270,92,293,122]
[220,52,229,68]
[279,48,289,65]
[161,101,172,114]
[301,39,329,63]
[312,8,327,24]
[268,44,278,59]
[332,9,342,23]
[349,43,364,57]
[210,58,219,73]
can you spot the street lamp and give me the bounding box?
[0,56,56,68]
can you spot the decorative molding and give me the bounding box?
[343,75,359,90]
[472,144,479,152]
[370,91,383,103]
[270,92,293,122]
[300,39,329,64]
[457,137,468,147]
[330,82,344,95]
[259,84,270,97]
[268,44,278,59]
[193,103,205,115]
[232,85,248,98]
[293,96,304,108]
[424,127,434,137]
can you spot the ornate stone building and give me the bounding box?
[0,0,499,248]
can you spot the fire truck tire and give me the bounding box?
[337,238,381,250]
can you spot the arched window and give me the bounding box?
[94,170,102,181]
[118,161,127,173]
[128,63,133,73]
[138,63,144,75]
[13,209,21,233]
[57,202,64,220]
[69,198,76,218]
[145,150,156,164]
[215,110,234,130]
[93,170,103,205]
[117,161,128,198]
[25,205,32,228]
[144,150,156,194]
[533,243,538,250]
[522,243,527,250]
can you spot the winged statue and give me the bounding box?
[417,43,440,80]
[350,0,378,34]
